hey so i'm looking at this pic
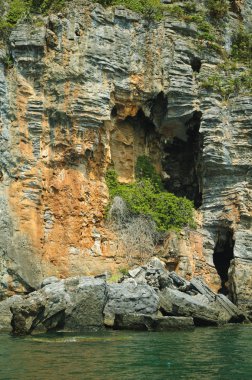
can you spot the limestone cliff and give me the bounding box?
[0,1,251,316]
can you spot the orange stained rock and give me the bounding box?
[130,74,144,90]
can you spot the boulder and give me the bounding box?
[147,257,166,271]
[149,316,194,331]
[40,276,60,288]
[104,280,159,327]
[11,277,107,335]
[11,294,45,335]
[64,277,107,330]
[159,287,220,325]
[0,295,23,332]
[114,314,194,331]
[191,277,247,323]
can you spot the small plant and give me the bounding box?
[34,0,66,14]
[96,0,113,5]
[231,27,252,65]
[119,267,129,275]
[1,53,14,68]
[0,19,13,39]
[96,0,163,20]
[206,0,229,19]
[201,63,252,99]
[6,0,30,26]
[106,163,195,264]
[183,1,197,14]
[165,4,184,18]
[108,272,123,283]
[0,0,67,38]
[107,196,158,264]
[135,155,163,190]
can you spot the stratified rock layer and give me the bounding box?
[0,1,251,314]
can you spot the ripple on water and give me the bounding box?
[0,325,252,380]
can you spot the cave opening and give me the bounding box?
[162,111,203,208]
[125,108,156,135]
[191,57,202,73]
[213,228,235,295]
[110,99,203,209]
[111,105,118,118]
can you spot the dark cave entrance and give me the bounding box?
[213,229,235,295]
[162,111,203,208]
[190,57,202,73]
[110,96,203,209]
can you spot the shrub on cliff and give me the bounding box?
[231,27,252,65]
[106,157,195,232]
[206,0,229,19]
[0,0,66,31]
[107,196,158,264]
[96,0,163,20]
[135,155,163,190]
[5,0,30,25]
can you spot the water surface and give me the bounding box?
[0,325,252,379]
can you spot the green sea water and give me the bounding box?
[0,325,252,380]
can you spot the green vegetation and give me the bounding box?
[205,0,229,19]
[96,0,226,42]
[231,27,252,65]
[201,62,252,99]
[106,156,195,232]
[1,54,14,68]
[6,0,30,25]
[135,155,163,190]
[31,0,66,14]
[0,0,66,37]
[96,0,163,20]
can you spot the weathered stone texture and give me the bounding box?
[0,2,251,313]
[104,280,159,326]
[10,276,107,334]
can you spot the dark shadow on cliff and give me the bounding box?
[162,111,203,208]
[213,228,234,295]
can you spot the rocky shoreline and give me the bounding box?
[0,258,247,335]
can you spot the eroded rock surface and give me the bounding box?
[11,277,107,335]
[103,281,159,327]
[0,1,251,314]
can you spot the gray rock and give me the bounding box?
[64,277,107,330]
[147,257,166,271]
[11,277,107,335]
[41,276,60,288]
[158,272,174,290]
[114,314,150,330]
[104,282,159,327]
[114,314,194,330]
[160,287,220,325]
[191,277,246,323]
[128,267,143,278]
[11,293,46,335]
[169,272,190,288]
[149,316,194,331]
[0,295,23,332]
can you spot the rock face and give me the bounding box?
[0,1,251,315]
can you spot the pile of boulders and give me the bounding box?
[0,258,247,335]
